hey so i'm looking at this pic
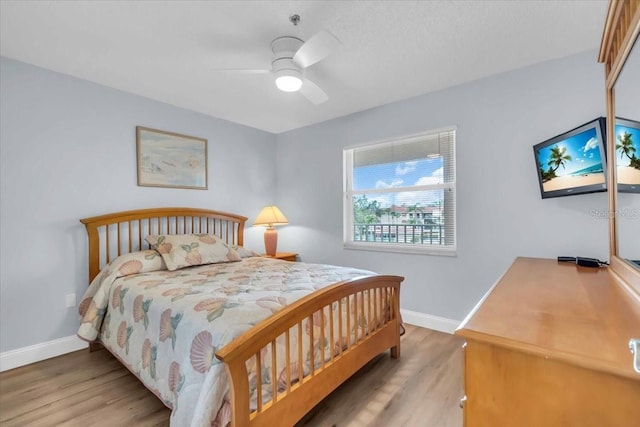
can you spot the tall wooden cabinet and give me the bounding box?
[456,258,640,426]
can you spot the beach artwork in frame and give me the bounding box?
[136,126,208,190]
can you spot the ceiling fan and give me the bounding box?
[215,14,341,104]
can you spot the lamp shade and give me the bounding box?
[254,206,288,228]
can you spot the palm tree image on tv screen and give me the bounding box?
[616,124,640,186]
[540,145,573,182]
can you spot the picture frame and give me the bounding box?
[136,126,208,190]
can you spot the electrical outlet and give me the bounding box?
[65,293,76,308]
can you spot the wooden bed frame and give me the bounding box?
[80,207,404,427]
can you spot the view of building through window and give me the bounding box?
[352,158,445,244]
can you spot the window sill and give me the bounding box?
[343,241,457,257]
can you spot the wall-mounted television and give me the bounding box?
[533,117,607,199]
[613,117,640,193]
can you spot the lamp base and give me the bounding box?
[264,228,278,256]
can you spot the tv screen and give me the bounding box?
[533,117,607,199]
[614,117,640,193]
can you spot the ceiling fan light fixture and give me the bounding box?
[274,69,302,92]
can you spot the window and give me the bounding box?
[343,128,456,255]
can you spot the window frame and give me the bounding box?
[343,127,457,256]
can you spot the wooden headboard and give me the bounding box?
[80,207,248,282]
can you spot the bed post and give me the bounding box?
[390,286,401,359]
[81,221,101,282]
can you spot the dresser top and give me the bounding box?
[456,257,640,379]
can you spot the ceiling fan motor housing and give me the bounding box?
[271,36,304,91]
[271,36,304,74]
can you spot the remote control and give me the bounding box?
[576,257,601,268]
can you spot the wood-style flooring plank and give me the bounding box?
[296,326,463,427]
[0,325,463,426]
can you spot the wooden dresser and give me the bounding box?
[455,257,640,427]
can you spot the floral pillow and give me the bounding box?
[145,234,241,271]
[229,245,260,258]
[106,250,167,277]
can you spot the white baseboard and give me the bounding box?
[0,335,88,372]
[400,309,461,334]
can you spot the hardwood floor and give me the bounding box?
[0,326,463,427]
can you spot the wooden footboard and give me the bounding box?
[216,274,403,427]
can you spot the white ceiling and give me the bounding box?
[0,1,607,134]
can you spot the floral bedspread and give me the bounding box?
[77,254,375,427]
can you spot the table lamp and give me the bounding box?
[254,205,288,256]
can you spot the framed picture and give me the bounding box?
[136,126,208,190]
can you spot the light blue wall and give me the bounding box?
[0,57,277,352]
[275,50,613,321]
[3,50,634,354]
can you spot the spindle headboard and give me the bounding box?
[80,207,248,282]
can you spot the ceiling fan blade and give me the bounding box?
[210,68,271,74]
[293,30,340,68]
[300,79,329,104]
